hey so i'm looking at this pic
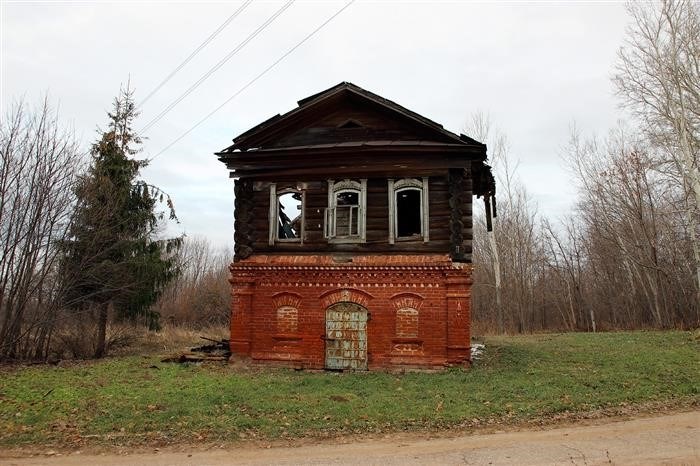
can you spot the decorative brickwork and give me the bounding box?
[390,292,424,312]
[271,292,302,310]
[319,288,373,309]
[229,254,472,370]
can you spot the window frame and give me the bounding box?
[388,177,430,243]
[324,178,367,243]
[268,184,305,245]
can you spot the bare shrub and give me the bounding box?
[123,323,229,355]
[154,236,231,327]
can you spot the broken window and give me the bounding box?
[388,178,429,243]
[324,179,367,242]
[334,191,359,237]
[268,185,303,244]
[277,191,302,240]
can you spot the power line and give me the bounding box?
[139,0,295,135]
[149,0,355,162]
[139,0,293,135]
[139,0,254,108]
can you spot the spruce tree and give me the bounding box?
[61,85,181,358]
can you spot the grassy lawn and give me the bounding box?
[0,331,698,449]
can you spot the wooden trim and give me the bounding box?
[325,179,367,243]
[333,179,362,192]
[394,178,423,190]
[422,176,430,242]
[233,162,471,180]
[360,178,367,241]
[390,178,427,242]
[268,183,276,246]
[387,178,395,244]
[325,180,334,238]
[272,186,304,244]
[301,189,306,244]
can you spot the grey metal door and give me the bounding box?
[325,303,368,370]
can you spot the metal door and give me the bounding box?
[325,302,368,370]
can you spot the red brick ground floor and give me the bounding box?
[229,255,472,370]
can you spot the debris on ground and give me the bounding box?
[191,336,230,354]
[471,343,485,360]
[161,336,230,363]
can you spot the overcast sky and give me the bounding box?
[2,0,631,249]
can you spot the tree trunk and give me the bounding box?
[94,302,109,358]
[488,230,503,334]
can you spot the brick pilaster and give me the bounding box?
[229,267,254,357]
[445,265,472,365]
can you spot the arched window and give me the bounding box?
[388,178,429,243]
[268,185,304,244]
[324,179,367,242]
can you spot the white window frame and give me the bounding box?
[324,178,367,243]
[388,177,429,243]
[269,183,305,245]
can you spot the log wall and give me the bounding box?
[239,170,473,261]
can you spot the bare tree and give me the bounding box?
[0,98,83,359]
[465,113,505,333]
[466,112,543,334]
[614,0,700,321]
[563,124,695,328]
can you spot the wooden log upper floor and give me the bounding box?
[232,168,475,262]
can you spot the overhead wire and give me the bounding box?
[138,0,295,135]
[148,0,355,161]
[138,0,254,108]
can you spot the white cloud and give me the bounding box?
[3,0,630,248]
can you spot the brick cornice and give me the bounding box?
[230,254,473,273]
[232,265,455,271]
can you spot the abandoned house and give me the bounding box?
[216,82,495,370]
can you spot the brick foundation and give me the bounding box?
[229,254,472,370]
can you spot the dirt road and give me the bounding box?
[3,411,699,466]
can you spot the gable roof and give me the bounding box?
[217,82,484,154]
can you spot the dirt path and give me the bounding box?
[3,411,699,466]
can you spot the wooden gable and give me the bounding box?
[240,91,462,150]
[218,82,483,154]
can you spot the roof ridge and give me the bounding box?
[222,82,485,153]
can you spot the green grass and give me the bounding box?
[1,331,698,449]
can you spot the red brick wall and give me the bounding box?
[229,254,472,370]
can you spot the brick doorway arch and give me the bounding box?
[324,302,368,370]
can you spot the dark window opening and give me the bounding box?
[396,189,421,237]
[278,191,302,239]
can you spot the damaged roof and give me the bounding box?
[215,82,495,197]
[217,81,485,154]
